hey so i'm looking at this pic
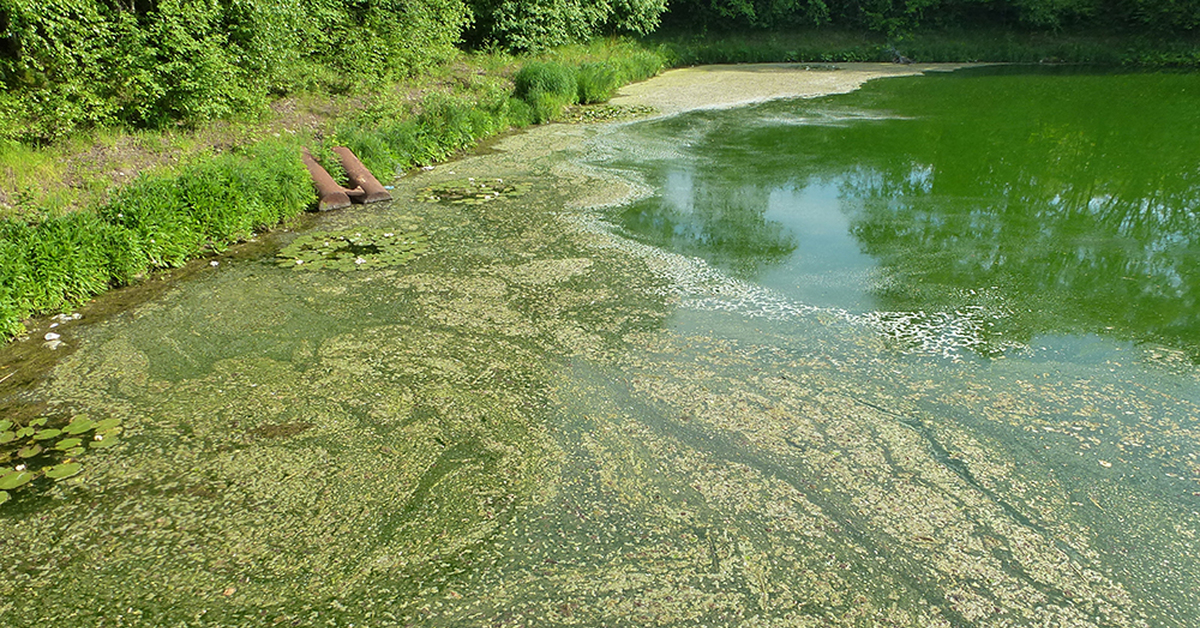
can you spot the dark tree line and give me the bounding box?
[661,0,1200,34]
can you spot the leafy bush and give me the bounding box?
[0,0,472,143]
[468,0,667,51]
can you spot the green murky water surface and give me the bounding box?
[2,68,1199,626]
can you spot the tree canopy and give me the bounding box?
[1,0,1197,142]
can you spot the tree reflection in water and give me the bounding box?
[612,66,1200,358]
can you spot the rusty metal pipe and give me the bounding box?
[334,147,392,204]
[301,148,352,212]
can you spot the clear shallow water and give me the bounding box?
[1,68,1198,627]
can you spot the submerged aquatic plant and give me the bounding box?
[0,414,122,505]
[276,229,429,271]
[418,178,531,205]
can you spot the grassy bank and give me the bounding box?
[0,40,666,340]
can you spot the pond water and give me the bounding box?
[2,67,1199,627]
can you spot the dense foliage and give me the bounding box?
[465,0,667,50]
[3,0,1197,142]
[661,0,1200,34]
[0,0,471,143]
[0,48,665,338]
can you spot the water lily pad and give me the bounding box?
[562,103,658,123]
[29,418,47,427]
[55,438,83,451]
[18,444,43,458]
[418,178,530,204]
[64,447,85,457]
[0,431,15,444]
[64,418,96,434]
[44,462,82,480]
[0,470,34,489]
[0,420,11,431]
[0,490,8,506]
[33,428,62,441]
[15,427,34,439]
[277,229,429,272]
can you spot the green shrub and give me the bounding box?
[504,97,537,127]
[98,174,200,269]
[468,0,667,51]
[612,48,667,82]
[0,0,473,142]
[524,92,564,123]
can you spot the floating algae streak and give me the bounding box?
[1,66,1199,626]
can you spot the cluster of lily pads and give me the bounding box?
[561,104,657,124]
[0,414,122,505]
[418,178,531,205]
[276,229,429,271]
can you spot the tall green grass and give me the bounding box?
[514,61,579,122]
[0,140,313,338]
[338,45,667,176]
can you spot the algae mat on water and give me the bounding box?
[2,65,1198,627]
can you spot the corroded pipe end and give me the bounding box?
[333,147,392,204]
[301,148,352,212]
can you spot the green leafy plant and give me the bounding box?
[0,414,123,506]
[276,229,430,271]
